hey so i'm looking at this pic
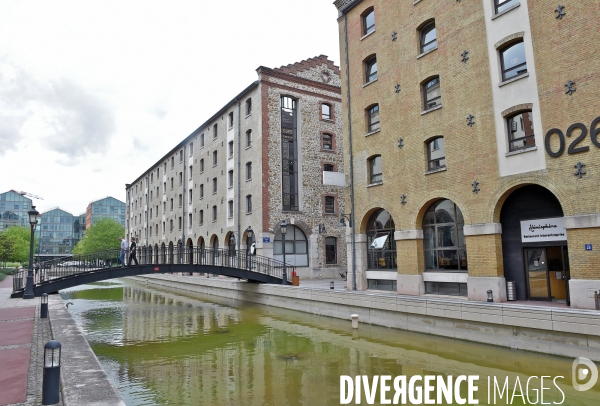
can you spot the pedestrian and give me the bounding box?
[118,237,128,267]
[128,237,139,266]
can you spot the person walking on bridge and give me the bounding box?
[118,237,127,267]
[128,237,139,266]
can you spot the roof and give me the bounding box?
[272,55,340,76]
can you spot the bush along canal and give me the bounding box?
[60,280,600,405]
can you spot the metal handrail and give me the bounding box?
[12,246,292,294]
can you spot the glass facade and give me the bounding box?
[37,208,78,255]
[0,191,33,230]
[86,196,126,229]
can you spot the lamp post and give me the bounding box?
[340,213,356,291]
[23,206,39,299]
[280,221,287,285]
[246,226,254,269]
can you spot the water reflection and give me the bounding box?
[61,281,599,406]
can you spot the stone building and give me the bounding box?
[125,56,346,280]
[335,0,600,308]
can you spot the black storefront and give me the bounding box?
[500,185,570,304]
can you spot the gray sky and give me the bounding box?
[0,0,341,215]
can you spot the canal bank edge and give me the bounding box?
[48,294,126,406]
[132,275,600,362]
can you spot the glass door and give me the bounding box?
[525,248,551,300]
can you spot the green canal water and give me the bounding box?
[60,280,599,405]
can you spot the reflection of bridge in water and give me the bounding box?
[11,246,290,298]
[104,282,588,406]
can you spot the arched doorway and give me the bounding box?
[168,242,174,264]
[186,239,193,265]
[148,245,152,264]
[366,209,396,270]
[422,199,467,296]
[365,209,396,291]
[197,237,205,264]
[212,236,219,265]
[160,243,166,264]
[273,224,308,266]
[154,244,159,263]
[499,185,567,303]
[177,240,183,264]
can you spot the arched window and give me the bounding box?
[420,21,437,53]
[368,155,382,184]
[427,137,446,170]
[367,104,380,133]
[367,209,396,270]
[273,224,308,266]
[362,7,375,35]
[423,77,441,110]
[365,56,378,83]
[423,199,467,272]
[500,41,527,81]
[507,110,535,151]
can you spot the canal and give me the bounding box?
[60,279,599,405]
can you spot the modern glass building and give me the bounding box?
[0,190,33,230]
[86,196,126,229]
[37,208,79,257]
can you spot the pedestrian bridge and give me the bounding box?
[11,246,291,298]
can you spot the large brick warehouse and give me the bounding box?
[334,0,600,308]
[126,56,347,280]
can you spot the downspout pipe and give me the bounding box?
[182,145,186,250]
[235,97,242,253]
[343,12,357,291]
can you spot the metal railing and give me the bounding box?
[12,246,292,295]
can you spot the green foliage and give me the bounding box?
[72,218,124,255]
[0,233,14,269]
[2,226,36,263]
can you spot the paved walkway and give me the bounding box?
[0,276,63,406]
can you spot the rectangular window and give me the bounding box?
[199,210,204,225]
[178,217,182,230]
[200,159,204,173]
[213,151,217,166]
[324,196,335,214]
[369,156,382,183]
[246,195,252,213]
[228,112,234,128]
[228,141,234,158]
[212,178,217,194]
[189,166,192,180]
[228,201,233,218]
[228,170,234,188]
[246,162,252,180]
[325,237,337,264]
[246,130,252,147]
[200,184,204,199]
[246,98,252,115]
[281,96,299,211]
[212,206,217,222]
[200,133,204,147]
[213,124,218,139]
[495,0,518,14]
[190,142,194,155]
[507,111,535,151]
[189,189,193,203]
[321,103,332,120]
[188,213,192,228]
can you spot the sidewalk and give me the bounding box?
[0,275,62,406]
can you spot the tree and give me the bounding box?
[72,218,124,255]
[3,226,36,263]
[0,233,14,269]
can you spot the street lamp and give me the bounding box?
[280,220,287,285]
[23,206,39,299]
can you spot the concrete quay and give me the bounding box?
[0,276,124,406]
[135,274,600,362]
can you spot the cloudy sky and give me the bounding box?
[0,0,341,215]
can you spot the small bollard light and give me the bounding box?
[42,340,61,405]
[351,314,359,329]
[487,290,493,303]
[330,281,334,290]
[40,293,48,318]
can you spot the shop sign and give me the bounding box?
[520,217,567,242]
[262,237,271,243]
[585,244,593,251]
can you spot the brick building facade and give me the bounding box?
[126,56,346,280]
[335,0,600,308]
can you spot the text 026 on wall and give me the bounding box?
[544,116,600,158]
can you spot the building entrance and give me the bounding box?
[524,246,570,304]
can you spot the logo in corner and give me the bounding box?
[572,357,598,391]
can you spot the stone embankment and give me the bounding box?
[135,274,600,361]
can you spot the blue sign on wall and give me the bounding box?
[585,244,593,251]
[263,237,271,243]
